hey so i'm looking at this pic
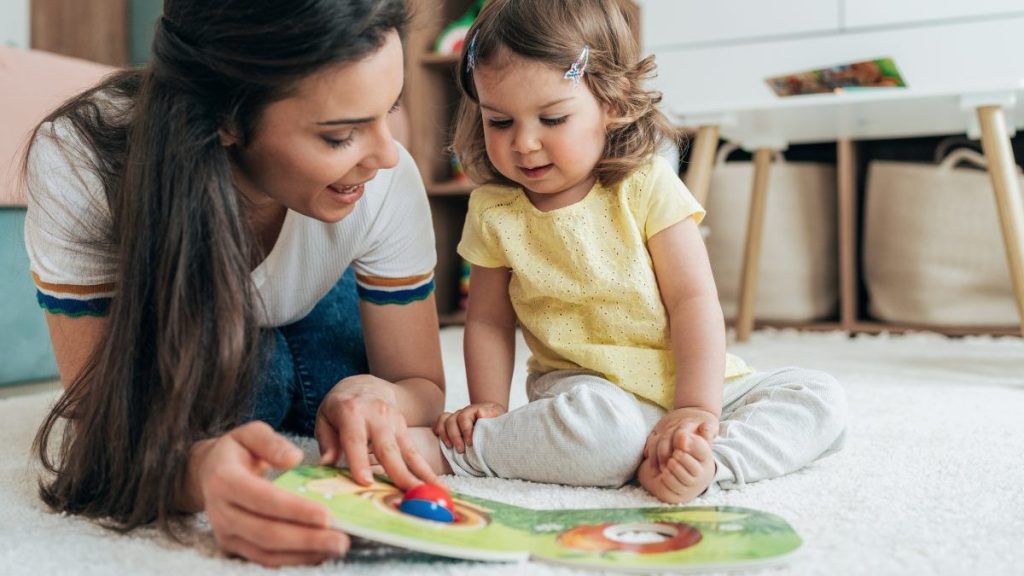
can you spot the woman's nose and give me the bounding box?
[364,120,400,170]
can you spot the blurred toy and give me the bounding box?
[450,152,468,181]
[458,258,471,310]
[433,0,486,55]
[399,483,456,523]
[765,57,906,97]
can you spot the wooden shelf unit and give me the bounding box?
[404,0,477,323]
[31,0,129,66]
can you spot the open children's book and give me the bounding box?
[274,465,802,573]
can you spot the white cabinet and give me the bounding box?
[637,0,840,49]
[844,0,1024,29]
[652,14,1024,118]
[644,3,1024,338]
[0,0,30,48]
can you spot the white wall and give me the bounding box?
[0,0,30,48]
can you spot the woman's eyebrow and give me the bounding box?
[316,91,404,126]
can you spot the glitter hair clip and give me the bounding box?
[466,33,479,72]
[563,45,590,87]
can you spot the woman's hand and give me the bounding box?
[433,402,507,454]
[314,374,438,489]
[188,422,348,567]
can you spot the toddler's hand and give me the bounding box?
[645,407,720,472]
[433,402,507,454]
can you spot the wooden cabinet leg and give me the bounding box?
[685,125,720,206]
[976,105,1024,337]
[736,148,773,342]
[837,139,858,331]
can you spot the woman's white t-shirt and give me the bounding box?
[24,117,436,326]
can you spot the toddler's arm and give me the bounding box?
[463,264,517,407]
[648,216,725,419]
[437,265,517,452]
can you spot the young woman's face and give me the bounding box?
[474,50,612,211]
[227,30,404,223]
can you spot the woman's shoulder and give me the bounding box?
[24,99,124,248]
[27,117,105,205]
[28,89,132,174]
[31,116,90,162]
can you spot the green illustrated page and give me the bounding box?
[273,466,532,562]
[274,466,801,571]
[528,505,802,572]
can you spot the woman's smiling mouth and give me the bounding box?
[327,183,365,204]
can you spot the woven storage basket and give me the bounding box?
[703,145,838,322]
[863,147,1021,327]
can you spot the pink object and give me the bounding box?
[0,46,116,207]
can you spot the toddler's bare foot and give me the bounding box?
[637,431,715,504]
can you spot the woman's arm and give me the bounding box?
[360,293,446,424]
[44,313,107,389]
[314,293,446,487]
[648,217,725,417]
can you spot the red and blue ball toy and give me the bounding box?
[399,483,456,523]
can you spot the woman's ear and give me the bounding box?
[218,126,240,148]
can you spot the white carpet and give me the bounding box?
[2,328,1023,575]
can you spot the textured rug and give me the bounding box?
[2,329,1023,575]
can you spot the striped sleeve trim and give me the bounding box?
[32,272,114,317]
[355,272,435,306]
[37,292,111,317]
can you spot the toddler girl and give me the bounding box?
[423,0,847,503]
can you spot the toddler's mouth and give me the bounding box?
[519,164,552,179]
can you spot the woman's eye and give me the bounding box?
[487,118,512,129]
[541,116,567,126]
[323,134,354,149]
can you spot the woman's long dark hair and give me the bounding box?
[30,0,407,533]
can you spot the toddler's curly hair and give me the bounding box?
[452,0,679,188]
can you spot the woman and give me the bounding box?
[24,0,442,566]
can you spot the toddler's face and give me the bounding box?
[473,50,612,211]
